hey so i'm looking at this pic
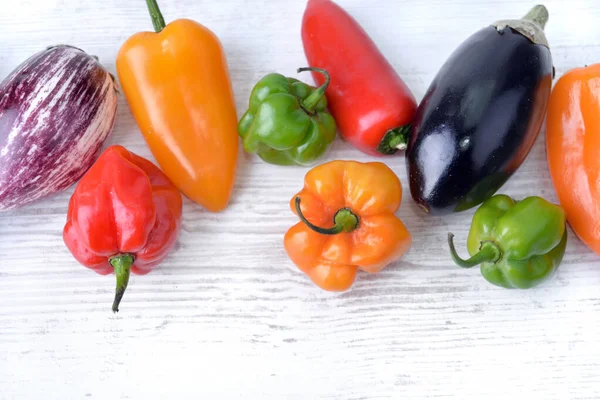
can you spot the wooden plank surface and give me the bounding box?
[2,0,600,399]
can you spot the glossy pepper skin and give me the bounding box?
[238,67,336,166]
[448,195,567,289]
[284,160,412,291]
[63,145,182,312]
[116,0,238,212]
[546,64,600,256]
[301,0,417,156]
[406,6,553,215]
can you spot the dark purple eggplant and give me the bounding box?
[405,5,553,215]
[0,45,118,211]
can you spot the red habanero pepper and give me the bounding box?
[301,0,417,156]
[63,145,182,312]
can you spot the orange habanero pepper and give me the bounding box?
[546,64,600,256]
[284,160,412,291]
[116,0,238,212]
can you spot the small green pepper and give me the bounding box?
[447,194,567,289]
[238,67,336,166]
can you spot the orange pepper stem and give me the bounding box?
[295,197,359,235]
[447,233,502,268]
[297,67,330,113]
[109,253,134,313]
[145,0,166,32]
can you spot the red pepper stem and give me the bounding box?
[297,67,330,112]
[376,125,411,155]
[109,254,135,313]
[145,0,166,32]
[448,233,502,268]
[295,197,358,235]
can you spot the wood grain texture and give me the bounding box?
[2,1,600,399]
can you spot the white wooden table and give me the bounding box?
[2,1,600,399]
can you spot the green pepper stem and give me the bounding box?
[145,0,167,32]
[447,233,502,268]
[297,67,331,112]
[109,254,135,313]
[522,5,548,29]
[295,197,358,235]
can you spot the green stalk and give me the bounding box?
[295,197,358,235]
[492,4,550,48]
[145,0,166,32]
[447,233,501,268]
[297,67,331,112]
[522,5,548,29]
[109,254,135,313]
[376,125,412,155]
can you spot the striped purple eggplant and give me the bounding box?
[0,45,118,211]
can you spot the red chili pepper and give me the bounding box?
[63,145,182,312]
[301,0,417,156]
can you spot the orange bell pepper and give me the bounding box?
[284,160,412,291]
[546,64,600,255]
[116,0,238,212]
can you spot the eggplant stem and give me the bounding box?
[522,4,549,29]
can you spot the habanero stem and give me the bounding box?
[294,197,359,235]
[109,253,135,313]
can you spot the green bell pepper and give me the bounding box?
[238,67,336,166]
[447,194,567,289]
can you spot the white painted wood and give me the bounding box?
[2,0,600,399]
